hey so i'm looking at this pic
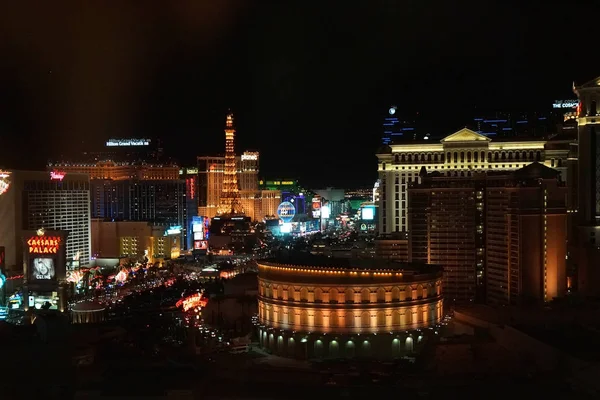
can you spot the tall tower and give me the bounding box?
[216,111,244,216]
[572,77,600,296]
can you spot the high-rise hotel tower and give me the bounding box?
[572,77,600,296]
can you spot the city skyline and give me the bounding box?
[1,3,600,188]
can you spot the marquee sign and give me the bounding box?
[27,236,62,254]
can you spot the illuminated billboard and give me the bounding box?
[194,240,208,250]
[362,206,375,220]
[106,138,151,147]
[321,205,331,219]
[23,230,67,285]
[276,201,296,223]
[31,258,55,280]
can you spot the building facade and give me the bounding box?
[48,161,179,181]
[91,220,180,263]
[257,258,443,359]
[0,170,91,273]
[408,164,567,305]
[376,128,569,235]
[570,77,600,296]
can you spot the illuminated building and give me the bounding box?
[90,179,187,248]
[197,156,225,219]
[217,112,244,216]
[0,170,91,274]
[570,77,600,296]
[409,163,566,304]
[47,160,179,180]
[197,154,280,221]
[91,220,181,263]
[239,151,259,191]
[376,128,569,235]
[257,257,443,359]
[486,164,566,305]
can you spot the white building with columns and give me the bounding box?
[376,128,569,235]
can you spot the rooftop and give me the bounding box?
[264,251,440,274]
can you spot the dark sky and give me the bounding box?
[0,1,598,188]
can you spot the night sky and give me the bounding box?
[0,1,599,188]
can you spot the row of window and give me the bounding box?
[389,150,544,165]
[259,283,442,303]
[259,304,442,328]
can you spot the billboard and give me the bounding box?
[192,216,209,251]
[23,230,67,284]
[31,258,55,280]
[362,206,375,220]
[311,196,321,218]
[276,201,296,223]
[321,205,331,219]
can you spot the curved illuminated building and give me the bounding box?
[257,256,443,359]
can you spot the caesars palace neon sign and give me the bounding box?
[27,236,62,254]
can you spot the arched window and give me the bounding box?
[329,288,338,303]
[427,154,432,162]
[453,152,458,163]
[277,286,284,299]
[467,152,471,162]
[277,307,284,323]
[345,312,354,328]
[488,152,492,162]
[314,288,323,302]
[515,152,520,160]
[300,287,308,302]
[394,154,399,163]
[300,310,309,326]
[416,284,423,299]
[361,311,371,328]
[474,152,478,162]
[501,152,506,160]
[288,287,295,301]
[460,152,464,162]
[434,154,439,162]
[345,288,354,303]
[377,311,386,327]
[529,151,534,160]
[536,151,541,161]
[391,286,400,301]
[405,310,412,326]
[376,287,386,302]
[420,154,425,161]
[314,311,323,327]
[401,154,405,162]
[329,312,339,328]
[361,288,370,303]
[392,312,401,326]
[408,154,412,162]
[446,152,451,163]
[494,152,499,161]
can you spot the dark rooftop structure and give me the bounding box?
[267,250,441,274]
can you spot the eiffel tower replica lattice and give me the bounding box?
[216,111,245,216]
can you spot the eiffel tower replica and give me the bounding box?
[216,111,245,216]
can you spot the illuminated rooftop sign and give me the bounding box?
[106,138,151,147]
[241,153,258,161]
[50,171,66,181]
[553,100,578,109]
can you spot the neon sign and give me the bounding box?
[241,154,258,161]
[186,177,196,200]
[176,293,207,312]
[553,100,578,109]
[50,171,66,181]
[27,236,62,254]
[105,138,151,147]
